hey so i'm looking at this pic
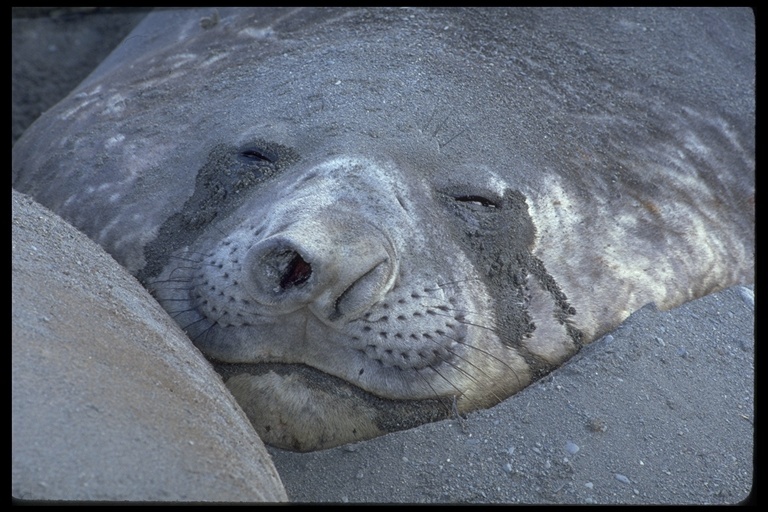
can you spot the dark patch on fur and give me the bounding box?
[442,188,582,377]
[137,140,298,283]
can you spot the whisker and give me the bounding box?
[425,362,467,400]
[144,263,201,287]
[422,277,484,292]
[431,112,452,139]
[438,125,471,150]
[148,277,194,286]
[165,255,206,264]
[433,336,503,388]
[427,309,501,335]
[161,252,212,267]
[420,302,495,319]
[187,312,225,345]
[449,334,522,393]
[157,262,200,272]
[418,333,511,405]
[169,249,213,259]
[151,286,196,294]
[168,306,207,322]
[177,312,212,331]
[411,367,454,417]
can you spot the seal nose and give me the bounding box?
[244,217,397,322]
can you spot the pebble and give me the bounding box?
[615,473,631,484]
[565,441,580,455]
[738,286,754,308]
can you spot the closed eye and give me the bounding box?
[454,195,498,209]
[238,146,278,164]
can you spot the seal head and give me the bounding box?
[148,150,573,450]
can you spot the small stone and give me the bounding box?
[565,441,580,455]
[615,473,630,484]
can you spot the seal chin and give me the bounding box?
[216,362,456,451]
[224,369,387,452]
[212,348,527,452]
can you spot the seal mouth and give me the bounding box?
[159,242,499,400]
[327,258,391,322]
[211,360,373,394]
[210,359,460,407]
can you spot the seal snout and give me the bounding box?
[243,216,398,324]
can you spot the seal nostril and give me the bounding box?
[280,252,312,289]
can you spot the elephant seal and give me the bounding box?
[12,8,754,451]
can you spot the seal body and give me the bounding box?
[12,8,754,451]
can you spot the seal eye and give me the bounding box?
[238,146,278,164]
[454,195,498,209]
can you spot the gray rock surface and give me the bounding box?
[12,189,287,502]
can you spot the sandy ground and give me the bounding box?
[12,8,755,504]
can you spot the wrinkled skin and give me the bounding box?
[12,8,754,451]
